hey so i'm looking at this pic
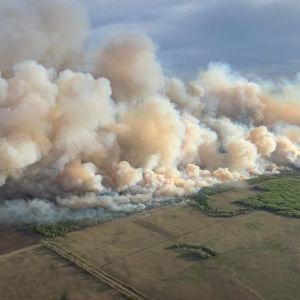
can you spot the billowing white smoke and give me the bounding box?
[95,34,165,102]
[0,0,88,76]
[0,0,300,223]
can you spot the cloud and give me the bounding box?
[82,0,300,79]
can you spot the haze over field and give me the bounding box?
[0,0,300,222]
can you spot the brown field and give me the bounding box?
[0,244,126,300]
[0,225,41,255]
[49,200,300,300]
[1,186,299,300]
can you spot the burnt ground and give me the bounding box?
[0,225,41,255]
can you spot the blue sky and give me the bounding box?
[81,0,300,80]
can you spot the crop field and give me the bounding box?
[0,172,299,300]
[0,243,126,300]
[47,203,299,300]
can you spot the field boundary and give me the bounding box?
[43,239,150,300]
[133,219,176,239]
[0,244,42,260]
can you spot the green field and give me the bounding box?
[239,176,300,218]
[193,171,300,219]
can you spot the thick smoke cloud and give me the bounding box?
[0,0,300,223]
[95,35,165,101]
[0,0,88,76]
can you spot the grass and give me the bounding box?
[260,240,287,253]
[244,222,261,230]
[239,177,300,218]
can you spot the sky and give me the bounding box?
[81,0,300,80]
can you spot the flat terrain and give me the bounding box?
[0,244,126,300]
[0,225,41,255]
[50,203,300,300]
[0,173,299,300]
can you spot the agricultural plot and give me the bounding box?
[49,203,300,300]
[0,244,126,300]
[0,225,40,255]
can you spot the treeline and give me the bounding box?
[200,183,237,195]
[171,241,219,260]
[28,219,99,237]
[191,191,252,217]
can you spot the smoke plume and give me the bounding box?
[0,0,300,223]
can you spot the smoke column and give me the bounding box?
[0,0,300,223]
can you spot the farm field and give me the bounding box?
[49,203,300,300]
[0,225,41,255]
[0,173,300,300]
[0,244,126,300]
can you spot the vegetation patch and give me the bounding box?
[238,177,300,218]
[192,171,300,218]
[244,222,261,230]
[28,219,100,237]
[191,191,252,217]
[200,183,238,195]
[170,241,219,260]
[245,170,300,185]
[260,240,287,253]
[60,294,70,300]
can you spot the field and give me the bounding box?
[0,244,126,300]
[45,204,299,300]
[0,225,41,255]
[0,172,299,300]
